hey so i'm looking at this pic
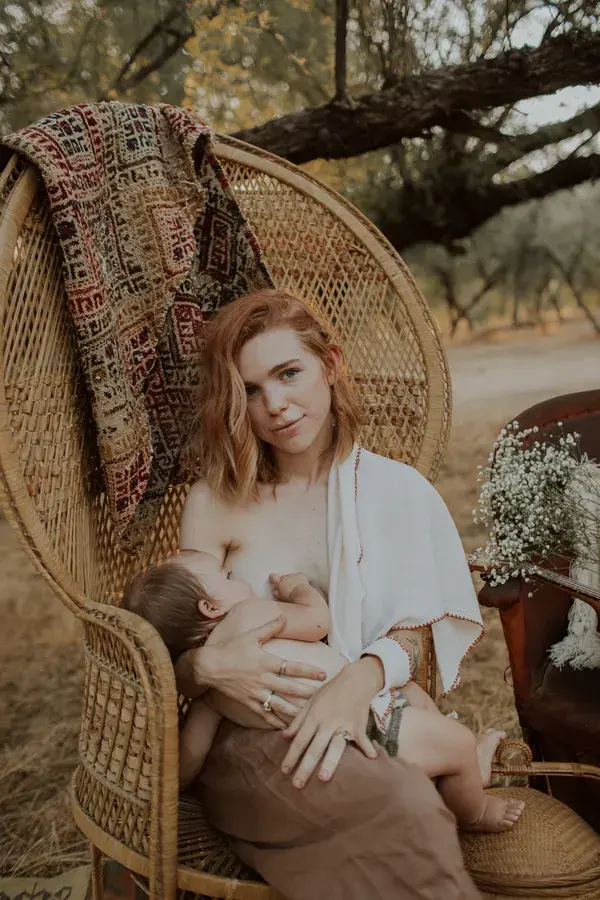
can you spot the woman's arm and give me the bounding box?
[363,622,429,688]
[363,628,438,711]
[388,629,423,677]
[280,655,383,787]
[279,627,434,786]
[175,616,328,727]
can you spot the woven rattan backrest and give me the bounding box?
[0,135,450,612]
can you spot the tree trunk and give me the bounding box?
[233,32,600,164]
[334,0,350,102]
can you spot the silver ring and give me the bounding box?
[278,658,287,677]
[263,690,275,712]
[338,730,352,742]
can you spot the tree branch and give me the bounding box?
[102,0,194,98]
[489,99,600,170]
[232,30,600,164]
[544,244,600,336]
[378,152,600,250]
[492,152,600,207]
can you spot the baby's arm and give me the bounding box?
[179,698,222,789]
[269,573,329,641]
[223,574,329,643]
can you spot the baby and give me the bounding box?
[122,550,524,832]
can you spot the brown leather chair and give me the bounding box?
[479,389,600,832]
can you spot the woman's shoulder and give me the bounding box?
[356,449,453,531]
[185,477,218,507]
[358,448,433,492]
[181,478,234,554]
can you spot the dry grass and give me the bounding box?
[2,319,595,877]
[0,530,86,876]
[436,420,518,734]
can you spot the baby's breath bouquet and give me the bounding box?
[470,422,599,588]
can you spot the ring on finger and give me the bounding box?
[278,658,287,677]
[337,729,353,742]
[263,690,276,713]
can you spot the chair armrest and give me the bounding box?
[491,739,600,783]
[478,578,522,611]
[73,602,179,900]
[477,575,572,708]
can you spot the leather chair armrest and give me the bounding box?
[478,578,522,611]
[478,576,572,708]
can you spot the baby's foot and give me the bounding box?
[461,794,525,833]
[476,728,506,786]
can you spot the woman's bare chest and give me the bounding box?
[225,486,329,598]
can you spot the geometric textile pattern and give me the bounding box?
[2,104,272,549]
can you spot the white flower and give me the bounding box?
[471,425,596,587]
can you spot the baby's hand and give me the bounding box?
[269,572,310,602]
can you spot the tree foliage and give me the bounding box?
[0,0,193,131]
[2,0,600,324]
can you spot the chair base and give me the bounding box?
[71,773,281,900]
[91,843,104,900]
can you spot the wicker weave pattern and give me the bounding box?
[0,139,452,608]
[3,188,96,591]
[461,787,600,897]
[71,603,180,897]
[0,136,452,899]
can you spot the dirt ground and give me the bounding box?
[0,318,597,877]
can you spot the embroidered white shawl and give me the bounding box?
[327,445,483,708]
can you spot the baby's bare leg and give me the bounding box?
[395,708,524,833]
[179,698,222,789]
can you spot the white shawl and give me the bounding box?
[327,445,483,723]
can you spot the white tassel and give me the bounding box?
[550,461,600,670]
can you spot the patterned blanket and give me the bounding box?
[2,103,272,549]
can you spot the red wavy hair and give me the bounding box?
[186,289,363,502]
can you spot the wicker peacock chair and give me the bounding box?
[1,133,600,900]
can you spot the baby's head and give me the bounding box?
[121,550,253,661]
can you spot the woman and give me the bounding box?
[176,288,484,899]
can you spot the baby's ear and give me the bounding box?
[198,597,221,619]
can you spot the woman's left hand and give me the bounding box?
[280,656,384,788]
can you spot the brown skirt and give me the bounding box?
[198,721,480,900]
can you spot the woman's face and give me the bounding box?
[237,327,336,456]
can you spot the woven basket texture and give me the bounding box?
[461,787,600,898]
[3,132,600,900]
[0,134,448,899]
[0,137,450,607]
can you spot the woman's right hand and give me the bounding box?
[195,615,327,728]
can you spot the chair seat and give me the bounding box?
[174,795,277,896]
[460,787,600,898]
[146,789,600,900]
[523,663,600,754]
[74,774,600,899]
[72,778,281,899]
